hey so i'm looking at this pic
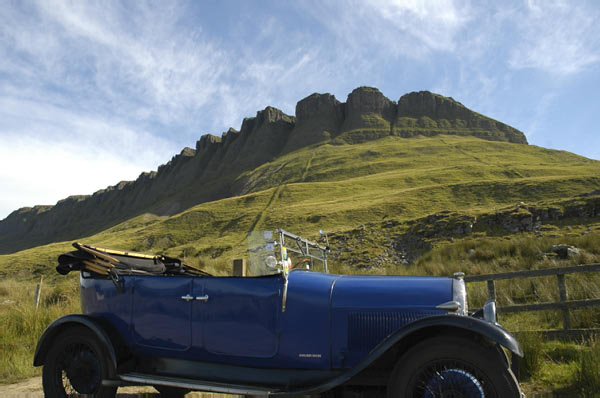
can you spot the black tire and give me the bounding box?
[154,385,191,397]
[387,336,521,398]
[42,326,117,398]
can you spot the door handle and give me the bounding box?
[196,295,209,302]
[181,294,194,301]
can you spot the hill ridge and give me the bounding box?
[0,87,527,253]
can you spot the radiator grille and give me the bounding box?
[348,311,439,352]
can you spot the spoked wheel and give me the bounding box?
[412,360,486,397]
[42,327,117,398]
[387,336,521,398]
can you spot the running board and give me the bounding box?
[119,372,274,395]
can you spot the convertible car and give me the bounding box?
[34,229,524,397]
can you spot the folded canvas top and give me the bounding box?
[57,242,211,277]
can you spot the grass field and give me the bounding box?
[1,227,599,394]
[1,134,600,393]
[0,276,79,384]
[2,135,599,276]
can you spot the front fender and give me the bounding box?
[383,314,523,357]
[271,314,521,396]
[33,314,119,377]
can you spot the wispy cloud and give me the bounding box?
[0,93,179,218]
[12,0,229,125]
[0,133,168,218]
[0,0,343,218]
[367,0,471,53]
[508,0,600,75]
[1,0,600,219]
[299,0,472,60]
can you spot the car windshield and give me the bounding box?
[247,229,329,276]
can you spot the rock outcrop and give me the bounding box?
[394,91,527,144]
[283,93,343,153]
[0,87,529,253]
[327,195,599,267]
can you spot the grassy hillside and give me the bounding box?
[1,134,599,277]
[1,134,600,393]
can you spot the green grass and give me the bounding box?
[577,337,600,397]
[0,276,80,384]
[517,337,600,397]
[1,134,600,390]
[2,135,600,278]
[519,332,545,381]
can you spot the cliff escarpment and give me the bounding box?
[0,88,527,253]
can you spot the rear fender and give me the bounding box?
[33,314,121,378]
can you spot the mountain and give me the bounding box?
[2,89,597,397]
[1,132,598,277]
[0,86,555,254]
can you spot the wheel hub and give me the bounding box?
[424,369,484,398]
[65,350,101,394]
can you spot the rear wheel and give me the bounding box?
[42,327,117,398]
[387,336,521,398]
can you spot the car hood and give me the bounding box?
[331,275,453,310]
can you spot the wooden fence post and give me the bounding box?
[233,259,246,277]
[556,274,571,330]
[34,276,43,311]
[487,280,496,301]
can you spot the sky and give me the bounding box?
[1,0,600,221]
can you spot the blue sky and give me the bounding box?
[1,0,599,220]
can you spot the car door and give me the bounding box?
[196,275,282,358]
[131,275,193,351]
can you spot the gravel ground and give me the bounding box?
[0,377,244,397]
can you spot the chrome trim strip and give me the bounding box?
[282,277,288,312]
[119,373,273,395]
[436,301,461,311]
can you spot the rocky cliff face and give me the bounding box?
[0,87,528,253]
[394,91,527,144]
[283,93,344,153]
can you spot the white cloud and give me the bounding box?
[0,134,164,220]
[508,0,600,75]
[1,0,230,126]
[1,0,599,220]
[0,0,344,219]
[0,94,178,220]
[367,0,470,52]
[0,95,176,157]
[299,0,472,59]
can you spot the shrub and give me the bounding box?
[519,332,544,380]
[577,337,600,396]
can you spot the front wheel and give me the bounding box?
[42,327,117,398]
[387,336,521,398]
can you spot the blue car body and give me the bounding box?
[34,238,524,397]
[79,271,450,370]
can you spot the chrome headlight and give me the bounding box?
[483,299,497,323]
[452,272,468,316]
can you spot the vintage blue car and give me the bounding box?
[34,229,524,398]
